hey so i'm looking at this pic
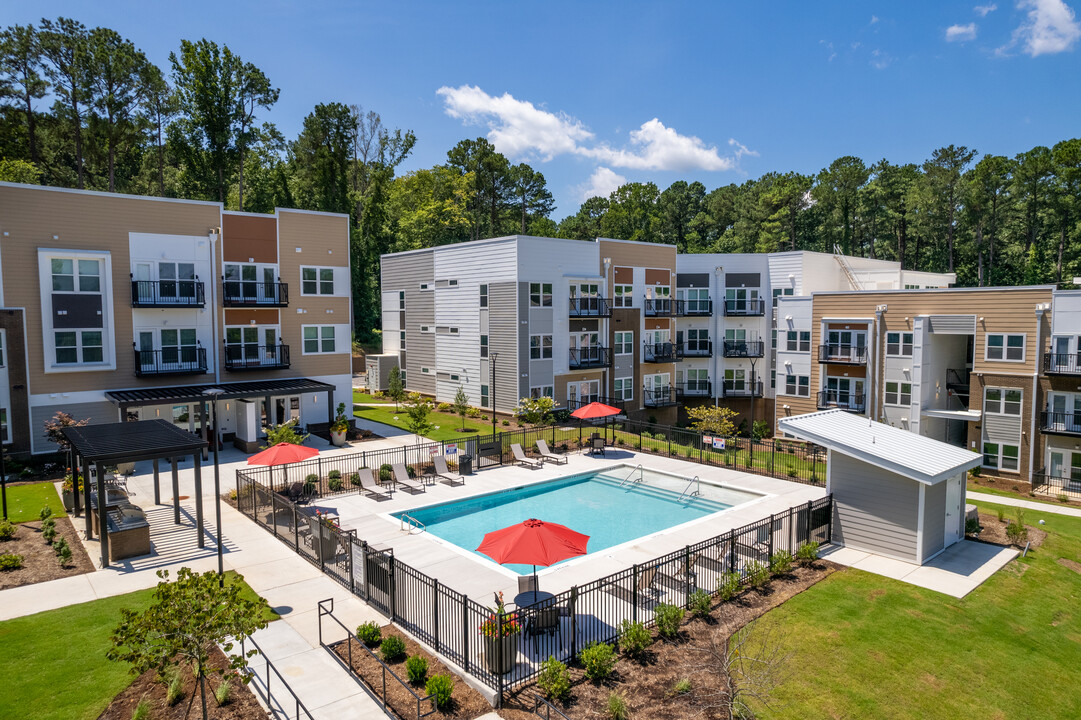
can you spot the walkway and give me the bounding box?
[968,491,1081,518]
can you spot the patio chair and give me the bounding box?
[590,436,606,457]
[431,455,465,485]
[535,439,567,465]
[518,574,538,597]
[355,468,390,499]
[511,443,541,469]
[526,604,561,654]
[635,564,661,603]
[659,552,701,592]
[391,463,425,493]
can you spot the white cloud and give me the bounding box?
[728,138,759,160]
[1003,0,1081,56]
[576,167,627,202]
[870,49,893,69]
[581,119,737,172]
[436,85,593,161]
[870,15,879,24]
[946,22,979,41]
[974,3,998,16]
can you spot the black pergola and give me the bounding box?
[62,419,208,568]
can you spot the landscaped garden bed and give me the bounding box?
[0,509,94,590]
[969,509,1047,550]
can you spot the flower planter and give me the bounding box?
[483,633,520,675]
[307,517,340,562]
[330,429,347,447]
[62,489,76,512]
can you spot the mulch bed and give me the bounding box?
[98,646,267,720]
[0,515,95,590]
[970,511,1047,550]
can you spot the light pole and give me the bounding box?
[490,352,499,437]
[0,433,7,521]
[203,388,225,585]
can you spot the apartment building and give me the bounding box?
[0,182,353,456]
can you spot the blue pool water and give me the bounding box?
[395,468,761,575]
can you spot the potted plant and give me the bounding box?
[307,510,340,562]
[480,592,521,674]
[61,473,83,512]
[330,403,350,447]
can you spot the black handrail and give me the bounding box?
[643,298,675,317]
[722,380,764,398]
[130,277,205,308]
[222,280,289,306]
[533,694,573,720]
[568,296,612,317]
[676,381,712,398]
[642,385,677,406]
[1043,352,1081,374]
[568,346,610,369]
[240,634,316,719]
[680,339,714,358]
[224,343,291,370]
[721,339,763,358]
[643,342,681,362]
[133,346,208,376]
[676,298,712,316]
[1040,411,1081,434]
[817,390,866,412]
[817,344,868,364]
[723,298,765,316]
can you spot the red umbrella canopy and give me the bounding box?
[247,442,319,466]
[476,518,590,567]
[570,401,621,420]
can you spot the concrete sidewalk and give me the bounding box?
[968,491,1081,518]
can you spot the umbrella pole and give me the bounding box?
[533,564,538,603]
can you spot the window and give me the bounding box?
[529,282,552,307]
[480,334,489,359]
[55,330,102,364]
[479,284,488,308]
[0,408,7,444]
[886,332,914,356]
[771,370,776,389]
[530,386,554,399]
[613,284,634,307]
[724,368,746,391]
[885,381,912,406]
[421,367,431,374]
[448,279,458,287]
[771,329,777,350]
[398,291,405,310]
[614,377,634,401]
[614,331,634,355]
[301,267,335,295]
[419,282,431,290]
[772,287,794,306]
[480,384,490,407]
[303,326,336,354]
[984,388,1021,415]
[783,375,810,397]
[983,442,1020,471]
[986,333,1024,361]
[0,332,5,367]
[159,328,197,365]
[529,334,553,359]
[399,329,406,350]
[787,331,810,352]
[157,262,196,299]
[52,258,101,293]
[419,325,432,333]
[225,326,278,365]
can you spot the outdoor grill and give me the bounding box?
[105,504,151,561]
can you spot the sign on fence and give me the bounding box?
[429,445,439,456]
[713,437,726,450]
[445,443,457,455]
[703,435,713,445]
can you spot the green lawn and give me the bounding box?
[354,403,498,442]
[352,389,391,404]
[0,571,276,720]
[967,481,1080,509]
[751,501,1081,719]
[3,481,66,523]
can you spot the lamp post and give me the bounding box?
[490,352,499,437]
[203,388,225,585]
[0,432,7,521]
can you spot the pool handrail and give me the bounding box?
[400,513,426,534]
[618,464,644,487]
[678,475,701,503]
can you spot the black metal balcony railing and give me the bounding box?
[133,347,208,377]
[818,344,868,365]
[643,342,682,363]
[222,280,289,307]
[562,396,626,415]
[568,297,612,317]
[644,298,675,317]
[1040,411,1081,436]
[1043,352,1081,375]
[722,339,764,358]
[680,340,714,358]
[676,380,712,398]
[224,343,291,370]
[642,385,677,407]
[131,278,205,308]
[1032,468,1081,497]
[569,346,611,369]
[723,298,766,316]
[676,298,713,316]
[722,380,764,398]
[817,391,867,413]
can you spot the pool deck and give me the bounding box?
[320,448,827,603]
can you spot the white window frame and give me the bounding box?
[783,374,810,397]
[529,334,553,360]
[982,442,1020,472]
[985,333,1025,362]
[529,282,552,307]
[613,376,634,401]
[301,325,338,355]
[614,331,634,355]
[885,381,912,406]
[984,387,1022,416]
[613,284,634,307]
[886,332,913,357]
[300,266,337,296]
[39,249,115,372]
[529,385,554,399]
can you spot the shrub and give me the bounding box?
[633,441,641,450]
[0,521,15,541]
[770,549,793,575]
[406,465,417,478]
[39,506,53,522]
[673,677,692,695]
[0,553,24,570]
[501,419,510,426]
[965,517,981,535]
[1005,509,1028,546]
[654,603,685,640]
[425,674,454,710]
[436,402,453,412]
[303,474,318,492]
[357,621,382,646]
[53,537,72,566]
[41,518,57,544]
[328,476,343,492]
[787,467,799,478]
[716,571,742,602]
[607,690,629,720]
[214,678,231,706]
[747,561,771,589]
[688,589,711,618]
[1058,493,1070,503]
[537,656,571,701]
[379,464,393,483]
[131,696,152,720]
[328,469,342,480]
[165,669,183,706]
[405,655,428,685]
[618,619,651,657]
[350,472,361,486]
[465,407,482,418]
[996,508,1006,523]
[580,641,616,682]
[380,635,406,662]
[795,541,819,566]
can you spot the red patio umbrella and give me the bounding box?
[477,518,589,602]
[570,401,622,446]
[247,442,319,490]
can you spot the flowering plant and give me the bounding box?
[314,509,339,529]
[61,473,83,493]
[479,592,521,637]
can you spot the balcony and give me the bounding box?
[643,342,682,363]
[676,380,712,399]
[569,346,610,370]
[644,298,675,317]
[224,343,291,371]
[681,340,714,358]
[818,344,868,365]
[133,347,208,377]
[722,339,763,358]
[569,296,612,318]
[643,385,677,407]
[817,390,866,413]
[222,280,289,307]
[1040,411,1081,436]
[131,278,205,308]
[723,298,765,317]
[722,380,764,398]
[676,298,712,316]
[1043,352,1081,375]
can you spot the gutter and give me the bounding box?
[1031,303,1048,482]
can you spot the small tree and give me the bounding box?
[453,386,470,431]
[517,396,555,426]
[405,393,433,437]
[261,417,309,448]
[44,411,90,452]
[686,405,738,437]
[107,568,270,720]
[387,366,405,410]
[751,420,771,441]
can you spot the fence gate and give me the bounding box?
[476,438,503,468]
[361,545,395,615]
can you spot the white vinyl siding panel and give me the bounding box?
[983,412,1022,445]
[383,251,435,394]
[922,480,946,562]
[830,453,919,563]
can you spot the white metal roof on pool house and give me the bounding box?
[778,409,981,485]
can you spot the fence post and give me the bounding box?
[827,495,834,542]
[433,578,441,654]
[293,503,299,552]
[570,586,578,659]
[389,554,398,622]
[632,564,639,622]
[348,536,355,593]
[462,597,470,673]
[767,513,774,562]
[805,500,812,544]
[684,545,692,605]
[729,530,736,575]
[497,609,505,706]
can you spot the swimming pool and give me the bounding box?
[394,465,763,575]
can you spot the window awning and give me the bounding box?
[105,378,336,409]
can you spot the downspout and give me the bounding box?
[874,305,887,422]
[713,266,723,408]
[209,228,221,385]
[1031,303,1048,482]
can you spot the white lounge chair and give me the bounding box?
[535,439,567,465]
[392,463,425,493]
[511,443,541,469]
[431,455,465,485]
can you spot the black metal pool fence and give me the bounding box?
[237,450,833,703]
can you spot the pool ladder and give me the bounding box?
[619,464,644,487]
[400,514,426,534]
[678,476,701,503]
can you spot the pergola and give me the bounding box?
[62,419,209,568]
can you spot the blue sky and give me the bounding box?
[12,1,1081,219]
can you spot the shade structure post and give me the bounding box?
[152,458,160,506]
[171,457,180,524]
[82,458,93,538]
[194,453,204,549]
[96,462,108,568]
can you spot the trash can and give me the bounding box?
[459,454,473,475]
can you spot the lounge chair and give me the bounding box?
[431,455,465,485]
[392,463,425,493]
[355,468,390,499]
[535,439,567,465]
[511,443,541,469]
[635,564,661,602]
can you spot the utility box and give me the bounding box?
[365,354,400,392]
